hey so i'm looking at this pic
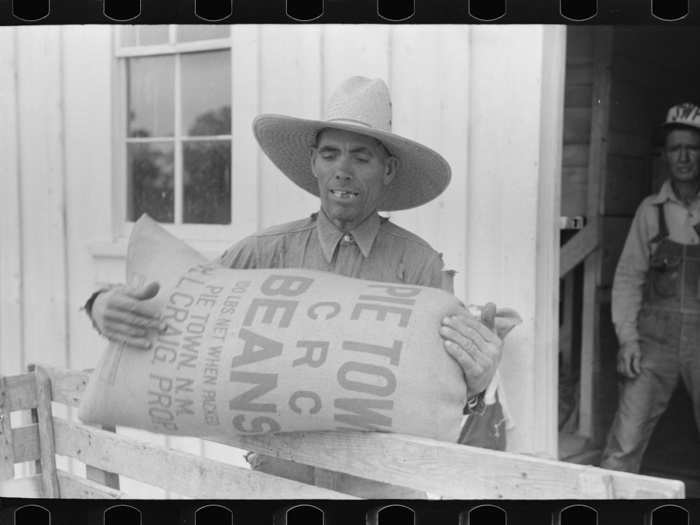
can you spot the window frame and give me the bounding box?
[112,26,240,243]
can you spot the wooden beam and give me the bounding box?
[578,27,613,442]
[57,471,124,499]
[216,431,683,499]
[53,419,352,499]
[559,222,599,277]
[11,424,39,464]
[32,366,60,498]
[4,373,37,411]
[0,378,15,481]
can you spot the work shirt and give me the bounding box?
[612,180,700,346]
[219,209,446,289]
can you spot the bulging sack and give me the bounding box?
[79,216,471,442]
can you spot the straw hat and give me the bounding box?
[252,76,452,211]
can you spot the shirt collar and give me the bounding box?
[316,209,382,263]
[651,180,700,206]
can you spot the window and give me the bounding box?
[116,26,232,230]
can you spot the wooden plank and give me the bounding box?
[0,28,25,380]
[42,366,89,407]
[389,27,469,277]
[560,167,588,216]
[57,470,124,499]
[0,474,43,498]
[16,28,70,375]
[258,26,322,227]
[560,223,598,277]
[534,25,568,458]
[563,108,592,144]
[86,425,120,492]
[562,144,590,167]
[38,364,120,487]
[33,366,60,498]
[12,424,40,464]
[579,27,613,443]
[213,431,683,499]
[3,373,37,411]
[0,378,15,480]
[52,419,353,499]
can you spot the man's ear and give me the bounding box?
[310,147,319,178]
[384,157,398,185]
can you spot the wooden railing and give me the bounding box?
[0,365,685,499]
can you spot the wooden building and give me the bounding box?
[0,24,696,496]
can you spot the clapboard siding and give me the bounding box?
[561,27,594,218]
[0,26,566,488]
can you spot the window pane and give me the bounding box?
[181,51,231,137]
[127,56,175,138]
[120,26,169,47]
[183,140,231,224]
[176,25,230,43]
[127,142,175,223]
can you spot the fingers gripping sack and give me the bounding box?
[79,215,517,442]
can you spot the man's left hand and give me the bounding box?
[440,311,503,397]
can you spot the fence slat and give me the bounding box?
[0,378,15,480]
[58,470,124,499]
[12,424,40,463]
[53,418,354,499]
[33,366,60,497]
[215,432,684,499]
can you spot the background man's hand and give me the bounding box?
[617,341,642,378]
[440,305,503,396]
[91,282,162,349]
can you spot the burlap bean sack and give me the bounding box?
[79,215,517,443]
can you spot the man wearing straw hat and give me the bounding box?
[601,103,700,473]
[86,77,505,487]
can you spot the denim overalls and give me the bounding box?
[601,203,700,472]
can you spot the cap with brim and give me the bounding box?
[662,102,700,132]
[252,76,451,212]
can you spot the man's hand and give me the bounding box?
[440,306,503,397]
[617,341,642,379]
[91,282,162,349]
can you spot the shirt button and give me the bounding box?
[342,234,353,243]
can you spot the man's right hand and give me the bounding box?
[616,341,642,379]
[91,282,163,349]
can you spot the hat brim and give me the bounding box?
[253,114,452,211]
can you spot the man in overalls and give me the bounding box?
[601,102,700,472]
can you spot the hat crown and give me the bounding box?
[665,102,700,129]
[324,76,392,132]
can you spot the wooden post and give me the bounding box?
[31,365,60,497]
[0,378,15,481]
[466,26,566,456]
[578,27,613,443]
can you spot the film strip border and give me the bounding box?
[0,0,697,24]
[0,499,698,525]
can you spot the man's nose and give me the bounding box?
[334,157,353,180]
[680,147,690,161]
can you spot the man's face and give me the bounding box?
[664,128,700,184]
[311,128,397,230]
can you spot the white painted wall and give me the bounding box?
[0,24,564,495]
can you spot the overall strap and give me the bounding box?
[650,203,669,244]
